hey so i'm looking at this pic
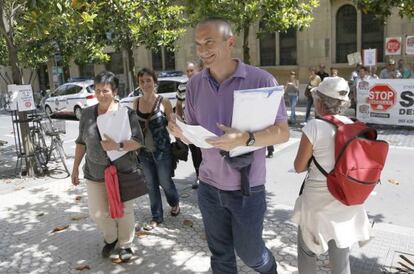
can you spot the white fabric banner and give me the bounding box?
[356,79,414,127]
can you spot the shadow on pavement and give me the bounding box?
[0,177,390,274]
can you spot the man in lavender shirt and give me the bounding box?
[169,17,289,274]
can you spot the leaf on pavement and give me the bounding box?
[71,215,88,221]
[75,196,82,201]
[111,258,126,264]
[75,264,90,271]
[51,224,69,233]
[180,192,190,198]
[136,230,150,238]
[388,178,400,185]
[15,186,25,191]
[183,219,193,227]
[36,213,45,217]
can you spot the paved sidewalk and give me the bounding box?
[1,109,414,273]
[1,176,414,274]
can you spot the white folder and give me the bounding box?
[97,106,131,161]
[229,86,284,157]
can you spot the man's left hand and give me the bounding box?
[206,123,247,151]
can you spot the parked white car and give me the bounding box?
[119,75,188,109]
[44,80,97,120]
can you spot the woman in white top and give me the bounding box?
[292,77,371,274]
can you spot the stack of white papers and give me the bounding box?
[230,86,284,156]
[97,106,132,161]
[175,85,284,157]
[176,120,217,148]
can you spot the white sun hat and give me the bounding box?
[311,76,350,101]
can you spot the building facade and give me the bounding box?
[13,0,411,98]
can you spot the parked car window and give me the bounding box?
[157,81,176,94]
[86,84,95,93]
[52,86,67,97]
[65,85,82,95]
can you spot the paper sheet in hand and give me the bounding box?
[97,106,131,161]
[176,119,217,149]
[230,86,284,157]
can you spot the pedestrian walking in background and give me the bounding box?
[304,67,321,123]
[133,68,180,230]
[176,61,203,189]
[292,77,371,274]
[368,66,379,79]
[285,71,300,124]
[330,68,338,77]
[317,64,329,81]
[349,63,362,83]
[169,17,289,274]
[71,71,144,261]
[379,59,402,79]
[402,62,414,79]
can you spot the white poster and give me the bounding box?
[363,49,377,67]
[356,79,414,127]
[385,37,402,55]
[16,85,36,112]
[406,35,414,55]
[347,52,362,66]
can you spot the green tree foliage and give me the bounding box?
[21,0,109,66]
[354,0,414,21]
[187,0,320,64]
[0,36,7,65]
[91,0,187,89]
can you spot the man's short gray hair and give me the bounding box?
[313,90,350,115]
[196,17,233,39]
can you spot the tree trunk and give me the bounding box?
[126,45,136,91]
[243,25,250,65]
[6,33,37,176]
[121,40,136,98]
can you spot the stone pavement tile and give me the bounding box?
[1,179,414,273]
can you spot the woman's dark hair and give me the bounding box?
[94,71,119,92]
[137,68,158,83]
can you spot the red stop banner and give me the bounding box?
[386,38,401,54]
[368,84,396,111]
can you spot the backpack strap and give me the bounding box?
[315,115,344,127]
[312,156,329,177]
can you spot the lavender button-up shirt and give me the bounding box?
[185,60,288,191]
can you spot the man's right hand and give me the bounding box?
[71,167,80,186]
[168,114,191,144]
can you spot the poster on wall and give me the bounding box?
[7,84,36,112]
[385,37,402,55]
[356,79,414,127]
[406,35,414,55]
[363,49,377,66]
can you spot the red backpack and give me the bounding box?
[312,115,389,206]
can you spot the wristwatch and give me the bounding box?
[118,142,124,151]
[245,132,255,146]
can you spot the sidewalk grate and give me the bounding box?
[387,251,414,273]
